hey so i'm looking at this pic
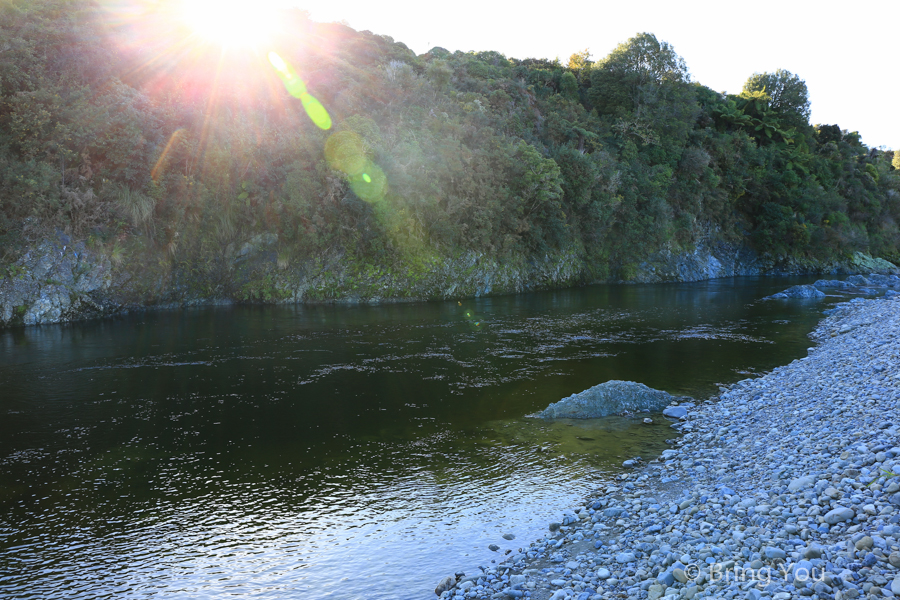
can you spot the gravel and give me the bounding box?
[436,294,900,600]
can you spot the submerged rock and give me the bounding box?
[765,284,825,299]
[814,279,857,289]
[531,380,675,419]
[868,273,900,287]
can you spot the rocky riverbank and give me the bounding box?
[436,294,900,600]
[2,232,898,328]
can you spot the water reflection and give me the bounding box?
[0,277,837,599]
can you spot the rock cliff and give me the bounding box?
[1,235,898,328]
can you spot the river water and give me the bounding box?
[0,277,839,599]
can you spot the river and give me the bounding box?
[0,277,839,599]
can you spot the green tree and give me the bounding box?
[567,48,592,85]
[568,49,592,72]
[589,33,689,116]
[510,141,566,249]
[742,69,810,131]
[560,72,578,100]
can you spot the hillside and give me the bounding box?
[1,0,899,323]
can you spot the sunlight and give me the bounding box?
[180,0,279,47]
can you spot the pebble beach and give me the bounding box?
[436,294,900,600]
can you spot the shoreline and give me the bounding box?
[2,234,897,329]
[437,294,900,600]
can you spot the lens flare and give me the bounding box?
[325,131,367,175]
[460,306,484,330]
[323,131,387,202]
[349,164,386,202]
[298,92,332,130]
[267,51,289,75]
[267,52,332,130]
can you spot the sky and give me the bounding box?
[303,0,900,150]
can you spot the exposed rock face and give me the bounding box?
[847,251,900,275]
[633,242,900,284]
[0,240,114,326]
[633,240,763,283]
[531,380,676,419]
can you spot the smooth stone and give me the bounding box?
[597,568,611,579]
[892,579,900,596]
[502,533,516,540]
[789,476,816,491]
[824,487,842,499]
[856,536,874,550]
[489,544,500,551]
[791,560,815,579]
[648,584,666,600]
[616,552,636,563]
[824,506,855,524]
[764,547,787,560]
[813,582,832,595]
[804,545,824,559]
[435,575,455,595]
[663,406,689,419]
[673,568,688,584]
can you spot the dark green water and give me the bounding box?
[0,277,839,598]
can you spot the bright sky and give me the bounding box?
[304,0,899,150]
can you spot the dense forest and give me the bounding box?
[1,0,899,301]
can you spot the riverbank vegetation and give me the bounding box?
[1,0,899,286]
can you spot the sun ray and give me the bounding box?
[151,129,186,181]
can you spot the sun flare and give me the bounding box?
[180,0,280,48]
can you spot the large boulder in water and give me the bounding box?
[531,380,674,419]
[766,285,825,300]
